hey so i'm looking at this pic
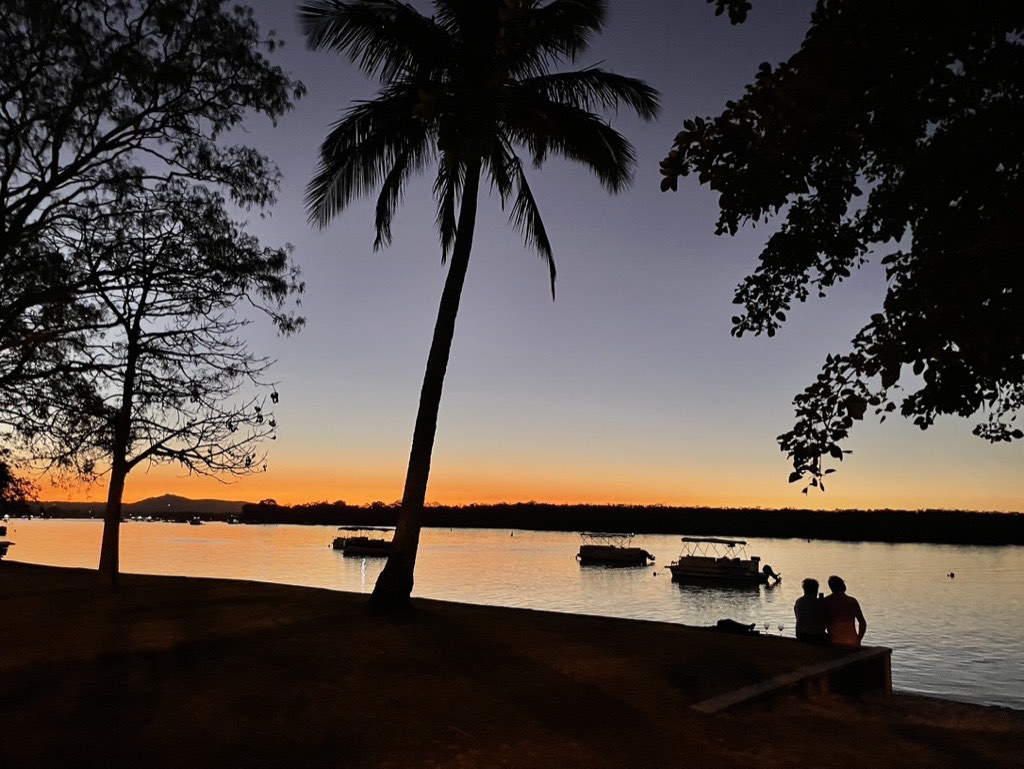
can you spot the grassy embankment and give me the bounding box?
[2,561,1022,768]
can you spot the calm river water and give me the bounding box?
[6,519,1023,710]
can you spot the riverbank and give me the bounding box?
[2,561,1021,768]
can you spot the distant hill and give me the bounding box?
[129,494,249,515]
[39,494,250,518]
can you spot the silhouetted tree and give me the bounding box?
[660,0,1024,491]
[15,179,303,576]
[301,0,659,606]
[707,0,752,25]
[0,0,303,422]
[0,450,36,515]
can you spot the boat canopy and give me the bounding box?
[337,526,395,532]
[679,536,747,546]
[580,531,636,543]
[676,537,756,560]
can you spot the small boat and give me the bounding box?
[666,537,780,585]
[332,526,394,557]
[576,532,655,567]
[188,516,203,526]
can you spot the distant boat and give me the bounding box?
[576,532,655,567]
[332,526,394,557]
[666,537,780,585]
[188,516,203,526]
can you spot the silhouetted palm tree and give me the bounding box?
[301,0,659,607]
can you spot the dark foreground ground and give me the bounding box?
[2,561,1021,768]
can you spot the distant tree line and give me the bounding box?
[237,500,1024,546]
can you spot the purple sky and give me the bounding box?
[75,0,1023,511]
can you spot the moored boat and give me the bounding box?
[666,537,780,585]
[332,526,394,557]
[576,532,655,567]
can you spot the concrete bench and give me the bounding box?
[691,646,892,713]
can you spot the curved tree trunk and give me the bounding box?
[98,458,127,585]
[371,163,482,609]
[98,309,142,586]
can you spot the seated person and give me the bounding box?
[793,578,829,643]
[822,575,867,647]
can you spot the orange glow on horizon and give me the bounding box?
[35,460,1023,513]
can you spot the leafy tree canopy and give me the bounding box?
[0,450,35,514]
[0,0,304,404]
[14,179,304,485]
[660,0,1024,490]
[707,0,752,25]
[18,175,306,575]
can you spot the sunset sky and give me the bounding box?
[48,0,1024,512]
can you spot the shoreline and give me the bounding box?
[2,561,1021,768]
[19,504,1024,547]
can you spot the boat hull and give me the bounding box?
[577,544,654,567]
[332,536,391,558]
[667,556,768,584]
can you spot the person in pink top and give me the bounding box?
[822,575,867,646]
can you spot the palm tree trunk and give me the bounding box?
[371,162,482,609]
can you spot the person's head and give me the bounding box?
[827,575,846,593]
[801,578,819,596]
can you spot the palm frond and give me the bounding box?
[484,136,516,202]
[374,138,433,250]
[506,150,556,297]
[519,68,660,121]
[299,0,450,82]
[433,0,497,37]
[535,0,607,54]
[305,88,431,228]
[508,101,638,192]
[433,158,463,261]
[502,0,607,78]
[480,135,555,295]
